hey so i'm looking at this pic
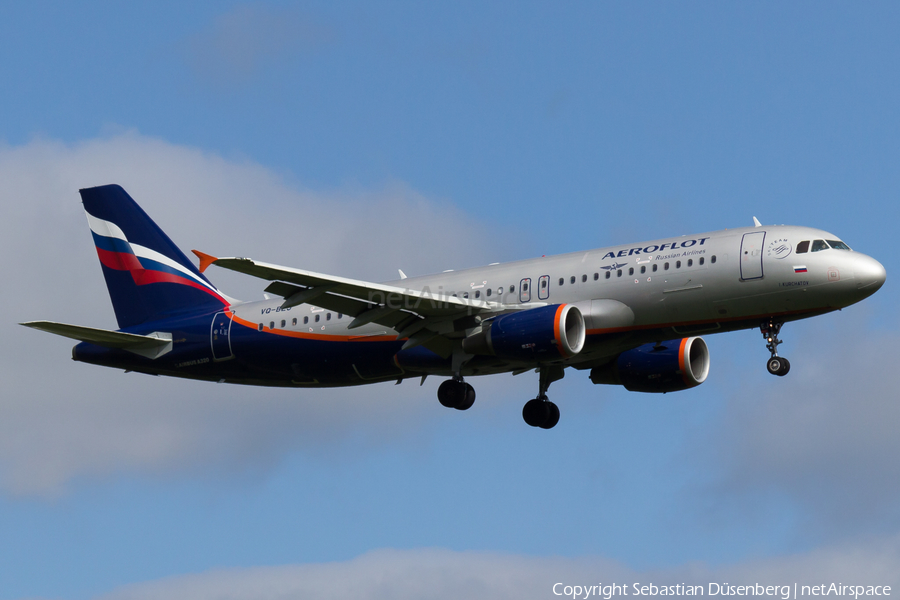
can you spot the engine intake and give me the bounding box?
[463,304,585,362]
[590,337,710,393]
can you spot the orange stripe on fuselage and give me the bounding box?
[229,312,399,343]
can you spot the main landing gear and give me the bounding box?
[437,377,475,411]
[436,366,564,430]
[522,366,564,429]
[761,319,791,377]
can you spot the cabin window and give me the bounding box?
[303,316,309,324]
[338,313,342,319]
[475,290,481,298]
[582,274,587,283]
[486,288,492,297]
[540,280,547,289]
[628,267,634,275]
[570,276,576,284]
[617,269,622,277]
[699,257,704,265]
[522,282,528,292]
[326,313,331,321]
[652,264,658,272]
[292,318,297,326]
[315,314,320,323]
[281,319,286,328]
[509,285,515,293]
[687,259,693,267]
[640,266,646,274]
[676,261,681,269]
[559,277,564,286]
[812,239,829,252]
[664,262,670,270]
[258,323,263,331]
[711,256,717,264]
[796,240,810,254]
[593,273,599,281]
[605,271,611,279]
[269,321,275,329]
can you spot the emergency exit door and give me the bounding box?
[519,278,532,303]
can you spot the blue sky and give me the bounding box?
[2,2,900,599]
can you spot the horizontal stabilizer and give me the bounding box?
[20,321,173,359]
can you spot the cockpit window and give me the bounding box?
[827,240,851,250]
[811,239,829,252]
[796,240,810,254]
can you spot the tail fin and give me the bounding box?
[80,184,229,328]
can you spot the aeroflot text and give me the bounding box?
[551,583,891,600]
[600,238,710,260]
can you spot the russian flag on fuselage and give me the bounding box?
[80,185,227,329]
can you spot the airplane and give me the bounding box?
[22,185,886,430]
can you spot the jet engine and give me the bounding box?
[590,337,710,393]
[462,304,585,361]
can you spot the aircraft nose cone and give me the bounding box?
[854,254,886,294]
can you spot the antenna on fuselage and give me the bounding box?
[753,217,762,227]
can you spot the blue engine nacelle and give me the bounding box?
[462,304,586,362]
[589,337,710,393]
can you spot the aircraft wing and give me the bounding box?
[197,252,528,356]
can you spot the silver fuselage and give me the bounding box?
[229,224,885,377]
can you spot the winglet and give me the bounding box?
[753,217,762,227]
[192,250,218,273]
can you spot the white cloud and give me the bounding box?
[0,132,511,496]
[96,541,900,600]
[704,316,900,536]
[2,130,894,534]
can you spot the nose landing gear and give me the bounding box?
[761,319,791,376]
[522,366,564,429]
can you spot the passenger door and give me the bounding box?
[210,311,234,361]
[740,232,765,280]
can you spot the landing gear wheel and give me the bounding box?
[456,383,476,411]
[778,358,791,376]
[522,398,549,427]
[522,397,559,429]
[766,357,784,375]
[437,379,476,410]
[766,356,791,376]
[438,380,462,408]
[539,401,560,429]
